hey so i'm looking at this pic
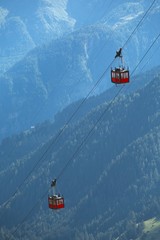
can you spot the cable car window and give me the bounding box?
[121,73,124,79]
[116,73,120,79]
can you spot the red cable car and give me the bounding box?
[111,48,129,84]
[48,195,64,209]
[111,67,129,84]
[48,179,64,210]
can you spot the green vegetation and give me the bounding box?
[140,218,160,240]
[0,70,160,239]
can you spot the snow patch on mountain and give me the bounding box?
[0,0,76,74]
[0,7,8,25]
[112,10,144,30]
[80,42,92,82]
[37,0,76,34]
[103,2,144,27]
[120,11,143,23]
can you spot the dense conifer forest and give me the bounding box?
[0,1,160,239]
[0,70,160,239]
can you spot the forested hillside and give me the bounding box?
[0,1,160,239]
[0,70,160,239]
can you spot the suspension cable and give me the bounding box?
[1,3,159,238]
[1,0,156,212]
[122,0,157,49]
[11,29,160,238]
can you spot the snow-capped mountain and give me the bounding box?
[0,0,75,74]
[0,0,159,74]
[0,2,160,238]
[0,0,159,140]
[1,0,75,44]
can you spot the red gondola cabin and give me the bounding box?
[111,67,129,84]
[48,195,64,210]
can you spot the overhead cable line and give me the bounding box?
[57,32,160,181]
[131,33,160,76]
[11,85,124,238]
[1,0,117,177]
[1,0,157,213]
[1,0,118,209]
[0,58,115,211]
[140,42,160,73]
[11,188,48,238]
[122,0,157,49]
[11,28,160,239]
[56,86,124,180]
[120,32,160,96]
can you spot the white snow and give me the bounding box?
[38,0,76,30]
[0,7,9,26]
[120,11,144,22]
[112,11,144,30]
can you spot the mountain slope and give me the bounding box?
[0,0,75,44]
[0,0,159,140]
[1,13,160,141]
[0,71,160,239]
[0,0,75,74]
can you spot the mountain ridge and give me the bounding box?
[0,2,160,238]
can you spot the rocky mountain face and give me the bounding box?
[0,0,159,139]
[0,0,75,73]
[0,0,159,73]
[0,2,160,239]
[0,69,160,239]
